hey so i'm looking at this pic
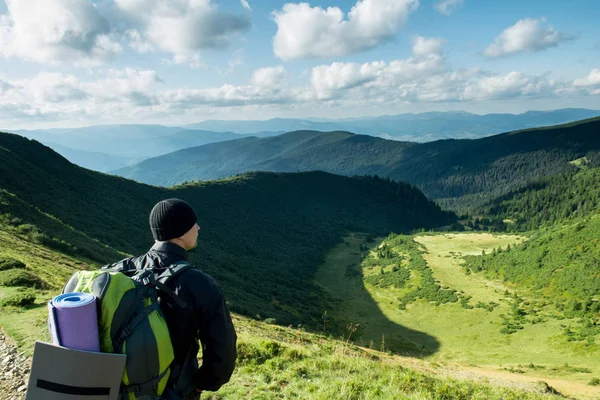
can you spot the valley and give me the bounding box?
[316,232,600,399]
[0,229,570,400]
[1,115,599,399]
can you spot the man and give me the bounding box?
[117,198,237,399]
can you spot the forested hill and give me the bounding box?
[112,130,415,186]
[475,164,600,231]
[463,215,600,323]
[0,131,454,330]
[399,117,600,208]
[113,117,600,211]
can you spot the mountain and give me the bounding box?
[115,117,600,211]
[184,118,341,134]
[0,131,454,331]
[11,109,599,173]
[1,130,598,398]
[184,108,600,141]
[475,164,600,231]
[13,125,247,160]
[42,142,140,172]
[112,131,414,185]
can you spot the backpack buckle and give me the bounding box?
[120,326,132,340]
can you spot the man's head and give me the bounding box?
[149,198,200,251]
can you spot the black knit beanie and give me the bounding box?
[149,198,198,241]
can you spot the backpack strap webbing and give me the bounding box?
[120,366,170,396]
[113,301,161,353]
[152,261,194,309]
[156,261,193,284]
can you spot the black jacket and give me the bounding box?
[115,242,237,395]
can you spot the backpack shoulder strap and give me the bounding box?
[147,261,194,309]
[156,260,193,284]
[102,257,136,274]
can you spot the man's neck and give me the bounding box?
[156,239,186,251]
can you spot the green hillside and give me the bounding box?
[463,215,600,323]
[0,227,568,399]
[113,131,415,186]
[0,131,454,333]
[0,229,565,400]
[113,117,600,212]
[474,165,600,231]
[2,130,599,398]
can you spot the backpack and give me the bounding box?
[62,260,193,399]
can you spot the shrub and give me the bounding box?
[0,291,36,307]
[0,257,26,271]
[0,269,45,288]
[236,340,284,365]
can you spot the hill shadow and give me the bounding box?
[315,233,440,358]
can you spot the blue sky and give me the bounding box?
[0,0,598,129]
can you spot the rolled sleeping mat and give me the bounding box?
[48,292,100,352]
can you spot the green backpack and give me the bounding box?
[63,260,192,399]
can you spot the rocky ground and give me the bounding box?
[0,332,28,400]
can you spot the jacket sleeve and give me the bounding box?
[191,273,237,392]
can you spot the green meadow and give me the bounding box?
[315,232,600,399]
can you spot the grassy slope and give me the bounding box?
[0,229,564,400]
[316,232,600,399]
[0,228,102,347]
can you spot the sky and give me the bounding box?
[0,0,599,129]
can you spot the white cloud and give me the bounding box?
[251,66,287,88]
[126,30,154,53]
[241,0,251,10]
[573,69,600,87]
[484,18,567,57]
[2,61,597,126]
[0,0,121,65]
[308,61,560,104]
[434,0,463,16]
[171,54,205,69]
[310,36,446,99]
[115,0,251,64]
[0,0,250,66]
[272,0,419,60]
[0,68,166,123]
[463,72,560,100]
[412,36,445,56]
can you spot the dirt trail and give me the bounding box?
[0,331,28,400]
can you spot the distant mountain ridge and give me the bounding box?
[14,125,247,157]
[115,117,600,211]
[9,109,599,173]
[42,142,140,172]
[113,130,414,185]
[13,125,257,171]
[184,108,600,141]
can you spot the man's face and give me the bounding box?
[181,222,200,251]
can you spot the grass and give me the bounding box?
[413,234,525,305]
[315,232,600,399]
[0,226,592,399]
[0,227,100,353]
[208,316,565,400]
